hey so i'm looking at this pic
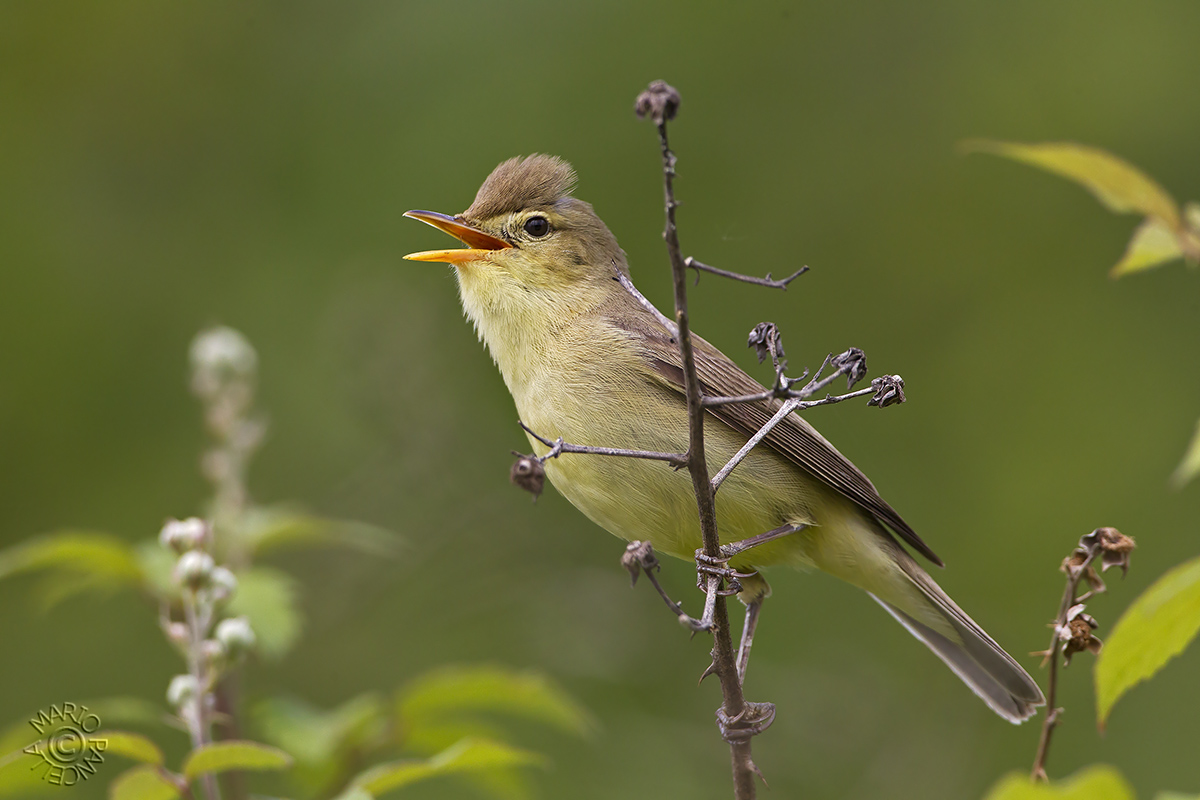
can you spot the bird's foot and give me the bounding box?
[694,550,757,597]
[716,700,776,744]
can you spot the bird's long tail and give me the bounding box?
[869,550,1046,723]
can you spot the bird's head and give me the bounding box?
[404,155,627,304]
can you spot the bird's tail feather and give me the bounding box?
[869,558,1045,723]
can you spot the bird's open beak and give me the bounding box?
[403,210,512,264]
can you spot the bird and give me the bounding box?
[403,154,1045,723]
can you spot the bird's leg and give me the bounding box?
[695,524,801,684]
[622,541,711,632]
[719,523,806,559]
[736,594,764,686]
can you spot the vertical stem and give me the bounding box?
[1030,550,1098,782]
[184,594,222,800]
[656,119,757,800]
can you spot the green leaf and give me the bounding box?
[225,567,302,659]
[398,665,594,753]
[236,507,404,559]
[0,532,142,586]
[0,743,54,796]
[965,140,1181,228]
[1171,417,1200,489]
[1156,793,1200,800]
[349,738,544,798]
[252,694,385,766]
[181,740,292,781]
[1111,217,1184,277]
[134,542,180,601]
[108,766,180,800]
[99,731,164,766]
[331,788,374,800]
[1096,554,1200,727]
[981,765,1134,800]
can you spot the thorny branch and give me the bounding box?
[1030,527,1135,783]
[638,78,768,800]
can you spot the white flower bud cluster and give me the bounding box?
[189,326,258,398]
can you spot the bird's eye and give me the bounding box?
[523,216,550,238]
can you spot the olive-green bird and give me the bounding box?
[404,154,1044,723]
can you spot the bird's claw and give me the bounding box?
[695,550,757,596]
[716,700,776,744]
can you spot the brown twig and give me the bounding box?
[637,79,766,800]
[686,257,809,289]
[520,422,687,467]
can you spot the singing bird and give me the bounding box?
[404,154,1045,723]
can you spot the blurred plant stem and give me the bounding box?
[1031,528,1133,782]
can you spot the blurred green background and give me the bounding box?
[3,1,1200,798]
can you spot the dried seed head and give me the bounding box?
[1079,526,1136,576]
[510,454,545,500]
[867,375,906,408]
[1059,603,1103,665]
[621,540,658,587]
[635,80,681,125]
[831,347,868,389]
[747,322,785,365]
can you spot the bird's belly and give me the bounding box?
[520,382,831,568]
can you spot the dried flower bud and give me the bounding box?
[175,551,216,589]
[1059,604,1103,664]
[1078,526,1136,576]
[166,674,199,709]
[621,540,659,587]
[215,617,256,657]
[635,80,681,125]
[747,323,785,365]
[867,375,906,408]
[831,347,868,389]
[160,517,208,554]
[510,454,545,500]
[209,567,238,603]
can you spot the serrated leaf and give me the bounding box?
[0,532,142,586]
[1171,418,1200,489]
[236,507,403,559]
[226,567,302,659]
[1111,217,1184,277]
[108,765,180,800]
[350,738,543,798]
[181,740,292,781]
[965,140,1180,228]
[398,665,594,752]
[1096,554,1200,727]
[981,765,1134,800]
[252,694,385,766]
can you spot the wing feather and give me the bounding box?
[612,309,943,567]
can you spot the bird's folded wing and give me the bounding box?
[620,313,943,567]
